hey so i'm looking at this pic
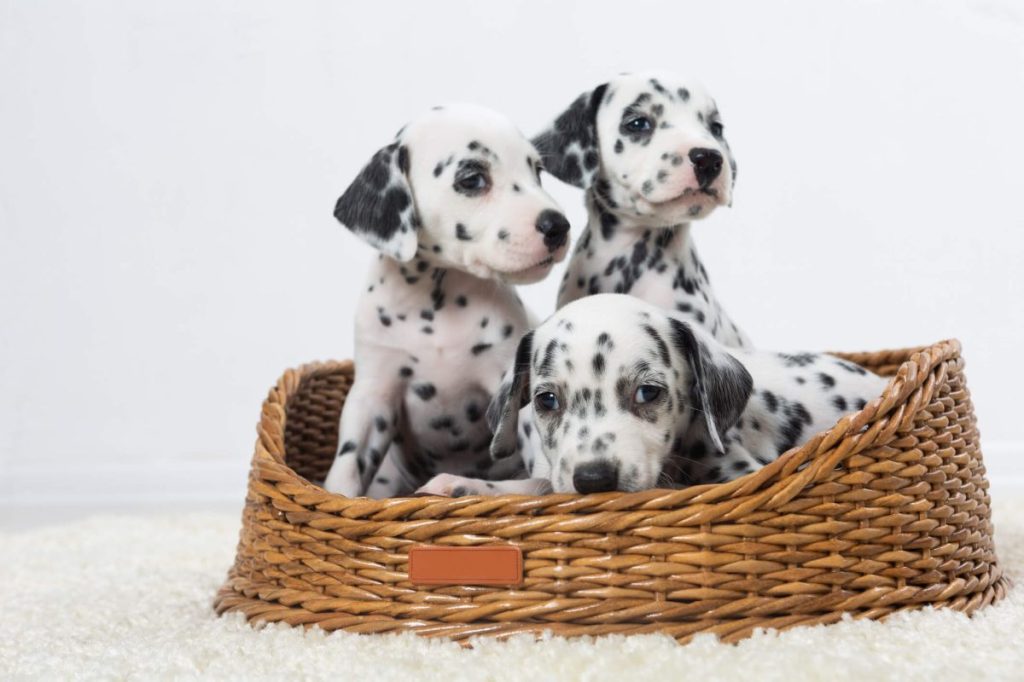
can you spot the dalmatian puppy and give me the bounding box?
[419,294,887,495]
[322,104,572,498]
[533,71,751,348]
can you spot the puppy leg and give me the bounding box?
[364,446,418,498]
[416,473,552,497]
[322,379,399,496]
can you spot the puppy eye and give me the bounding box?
[709,121,724,137]
[625,116,653,133]
[455,173,489,193]
[634,385,663,404]
[534,391,561,412]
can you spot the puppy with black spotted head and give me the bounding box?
[419,294,887,496]
[533,71,750,348]
[322,104,571,498]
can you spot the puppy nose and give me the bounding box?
[688,148,724,188]
[535,209,570,252]
[572,460,619,494]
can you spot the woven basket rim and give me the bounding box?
[255,339,963,522]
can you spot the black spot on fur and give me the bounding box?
[777,401,813,452]
[598,206,618,240]
[778,353,818,368]
[537,338,559,377]
[413,383,436,400]
[836,359,869,375]
[430,270,446,311]
[642,324,670,366]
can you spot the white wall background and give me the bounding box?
[2,0,1023,527]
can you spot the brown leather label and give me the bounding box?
[408,545,523,586]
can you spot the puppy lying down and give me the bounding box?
[418,294,888,496]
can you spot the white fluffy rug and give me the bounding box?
[2,500,1023,681]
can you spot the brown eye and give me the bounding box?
[534,391,560,412]
[625,116,653,132]
[456,173,488,193]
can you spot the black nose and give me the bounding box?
[535,209,570,252]
[688,148,724,188]
[572,460,619,494]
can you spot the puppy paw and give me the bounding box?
[416,473,488,497]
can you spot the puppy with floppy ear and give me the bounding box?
[322,104,572,498]
[419,294,888,496]
[533,72,751,348]
[484,294,753,493]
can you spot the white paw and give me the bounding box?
[415,473,485,497]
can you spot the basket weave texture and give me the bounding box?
[214,339,1008,643]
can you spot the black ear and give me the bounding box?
[668,318,753,453]
[532,83,609,189]
[487,331,534,460]
[334,141,419,262]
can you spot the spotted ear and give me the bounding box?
[668,318,753,453]
[487,331,534,460]
[532,83,608,189]
[334,141,419,262]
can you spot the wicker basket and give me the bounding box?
[214,339,1008,644]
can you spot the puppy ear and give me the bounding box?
[532,83,608,189]
[668,318,753,453]
[334,141,419,262]
[487,331,534,460]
